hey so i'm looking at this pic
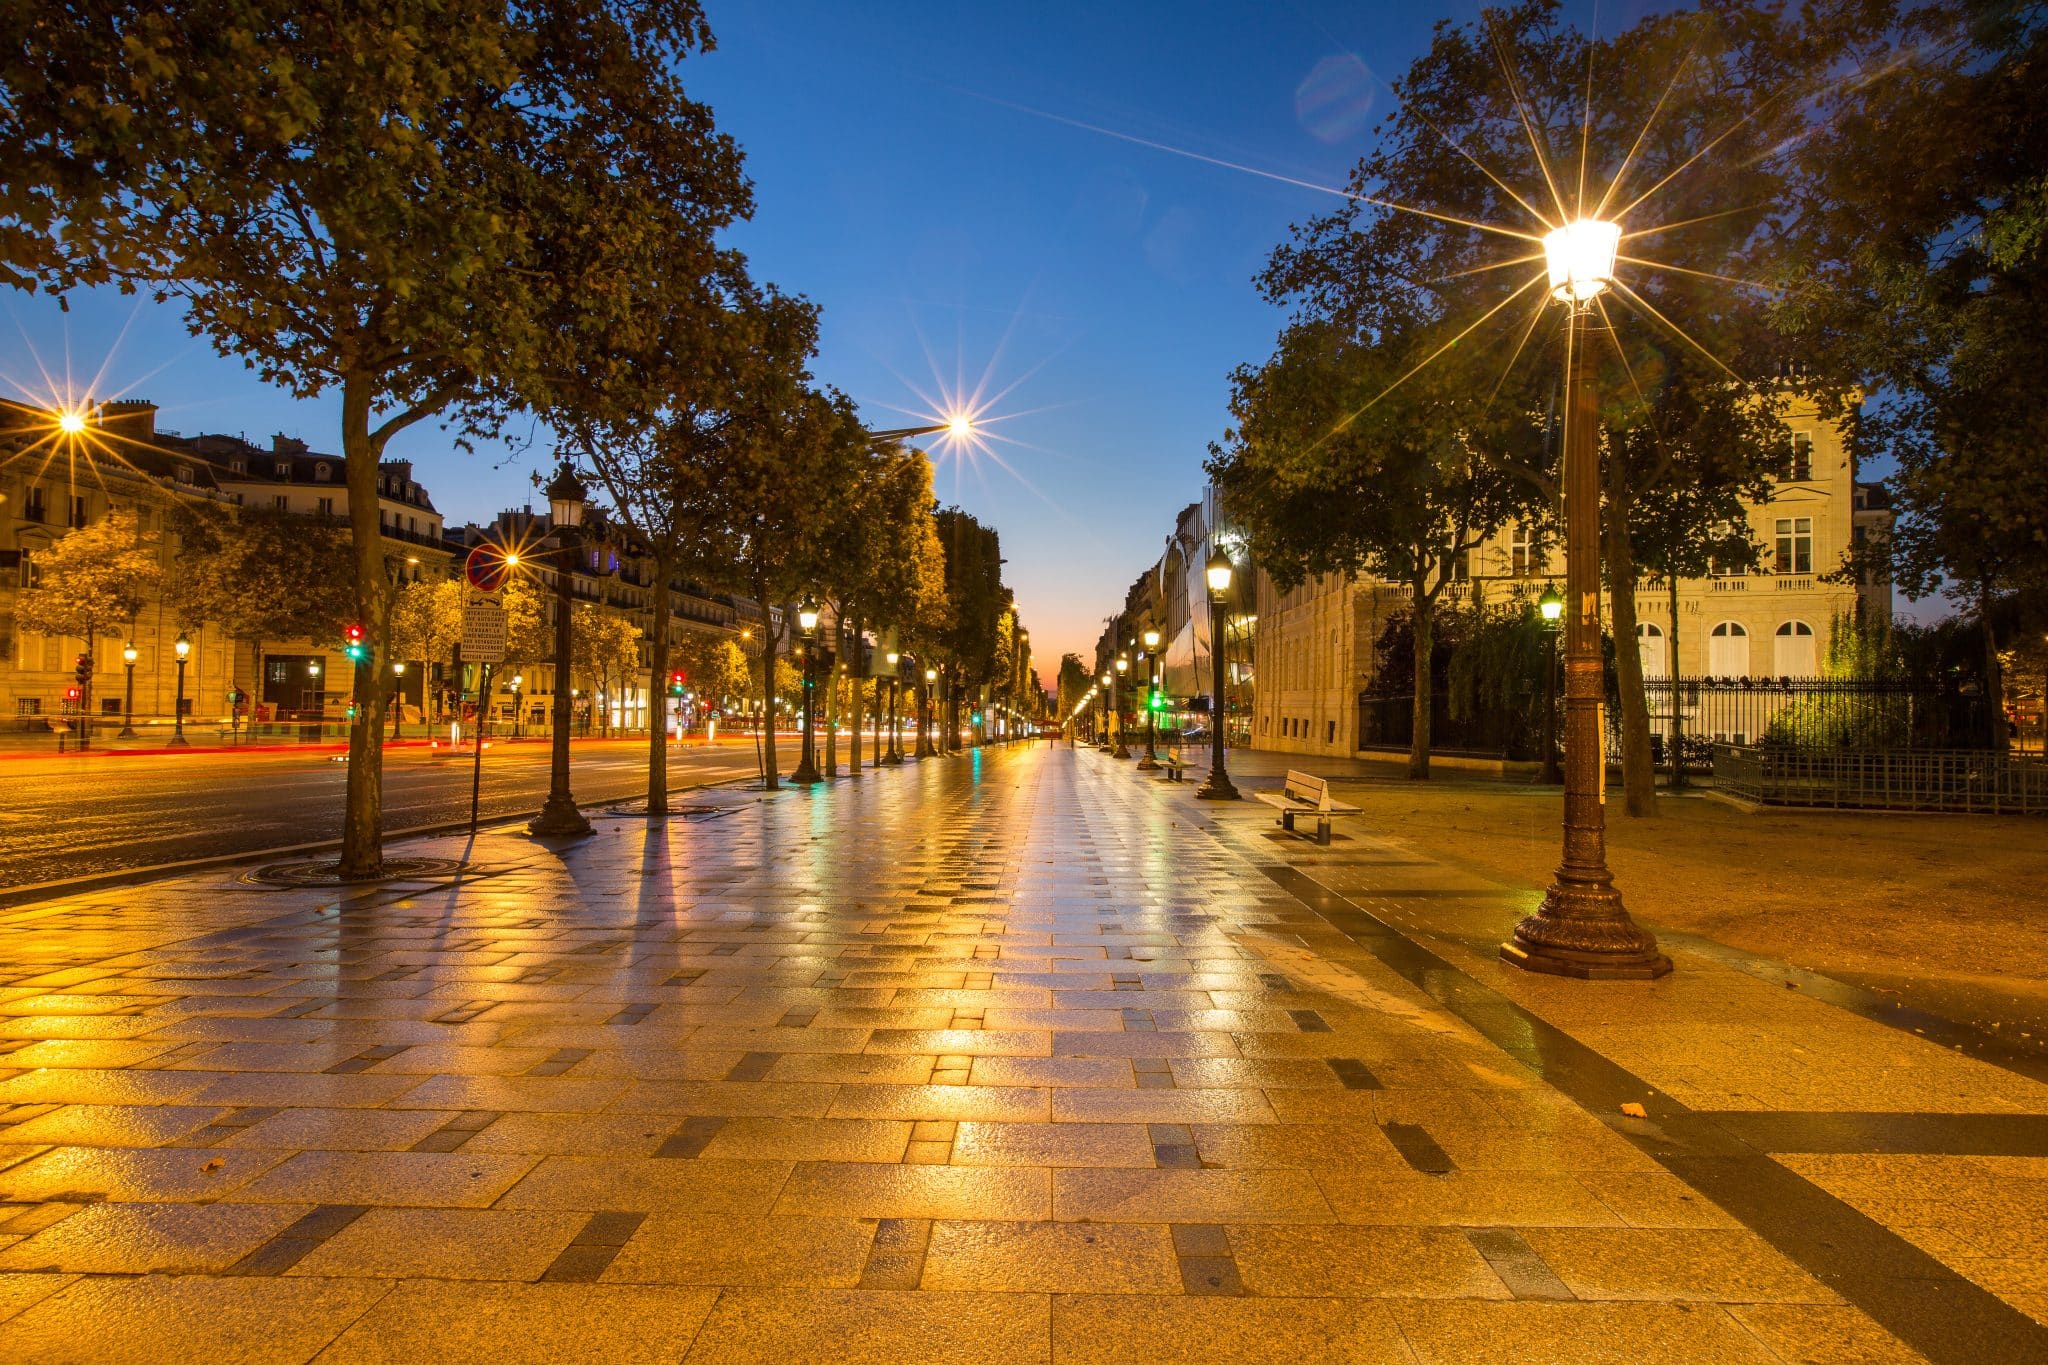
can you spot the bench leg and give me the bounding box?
[1281,810,1294,833]
[1316,818,1332,846]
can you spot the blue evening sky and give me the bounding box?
[5,0,1659,673]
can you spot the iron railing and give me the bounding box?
[1715,745,2048,814]
[1615,676,1990,769]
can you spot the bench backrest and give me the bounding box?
[1282,770,1330,809]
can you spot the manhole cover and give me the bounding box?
[598,803,730,819]
[243,856,468,888]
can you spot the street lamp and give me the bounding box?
[509,674,522,738]
[529,463,594,837]
[793,596,822,784]
[1502,220,1670,979]
[921,666,939,759]
[1195,547,1239,800]
[390,661,407,741]
[884,650,903,765]
[169,633,191,747]
[1112,656,1131,759]
[1097,671,1114,752]
[119,643,138,739]
[1136,627,1163,770]
[1537,584,1563,785]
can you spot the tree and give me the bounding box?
[15,508,160,735]
[1781,1,2048,749]
[931,508,1010,750]
[672,634,752,711]
[388,577,465,718]
[4,0,751,874]
[572,605,641,732]
[1211,321,1542,777]
[565,279,820,807]
[171,502,355,708]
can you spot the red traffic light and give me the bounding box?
[64,687,79,701]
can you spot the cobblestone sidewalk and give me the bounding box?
[0,745,2040,1362]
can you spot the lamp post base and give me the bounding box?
[1194,773,1240,801]
[117,726,137,739]
[528,797,593,839]
[167,733,190,748]
[791,762,820,785]
[1135,756,1160,771]
[1501,883,1671,980]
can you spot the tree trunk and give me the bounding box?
[848,614,864,775]
[1981,588,2007,753]
[946,670,962,753]
[756,591,779,789]
[1408,578,1433,780]
[646,565,672,816]
[338,377,392,878]
[1666,579,1686,789]
[1603,462,1656,818]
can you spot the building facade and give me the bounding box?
[1249,396,1894,759]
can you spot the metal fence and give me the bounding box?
[1358,690,1539,761]
[1715,745,2048,814]
[1616,677,1990,771]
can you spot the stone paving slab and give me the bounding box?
[0,746,2040,1360]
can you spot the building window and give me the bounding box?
[69,496,87,528]
[22,486,44,523]
[175,465,193,485]
[18,552,35,588]
[1774,517,1812,574]
[1636,622,1667,678]
[1510,524,1545,576]
[1774,619,1817,676]
[15,698,40,717]
[100,697,122,716]
[1785,433,1813,482]
[1708,621,1750,678]
[316,497,334,517]
[273,495,290,511]
[1326,719,1336,745]
[230,457,246,474]
[275,461,292,479]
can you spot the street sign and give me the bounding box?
[464,544,514,594]
[462,599,507,664]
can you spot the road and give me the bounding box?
[0,737,766,888]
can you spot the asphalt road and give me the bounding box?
[0,737,767,889]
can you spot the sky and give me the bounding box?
[3,0,1670,673]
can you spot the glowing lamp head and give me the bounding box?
[57,411,87,436]
[1543,218,1620,304]
[946,414,973,438]
[924,668,938,683]
[1538,583,1565,624]
[1205,546,1234,594]
[174,633,191,661]
[886,651,900,666]
[798,598,820,634]
[1142,628,1161,650]
[123,644,138,665]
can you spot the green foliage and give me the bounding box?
[932,507,1010,686]
[15,508,160,644]
[172,502,354,652]
[671,633,751,706]
[388,578,465,668]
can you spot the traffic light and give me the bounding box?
[343,622,369,664]
[73,652,93,691]
[669,671,685,696]
[1147,688,1166,712]
[63,686,80,704]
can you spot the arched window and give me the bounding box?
[1774,620,1816,677]
[1707,621,1749,678]
[1636,622,1667,678]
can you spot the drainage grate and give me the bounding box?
[243,856,467,888]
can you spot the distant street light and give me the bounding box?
[1195,547,1238,801]
[169,633,191,748]
[391,661,407,741]
[793,596,823,784]
[1502,220,1670,980]
[1137,627,1162,771]
[119,643,138,739]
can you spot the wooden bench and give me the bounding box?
[1252,770,1361,845]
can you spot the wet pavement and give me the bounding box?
[0,742,2042,1362]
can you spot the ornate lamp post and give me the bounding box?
[1538,583,1564,785]
[509,675,523,737]
[529,463,593,837]
[1097,672,1114,752]
[1502,221,1671,979]
[169,633,191,747]
[920,666,938,758]
[1112,656,1132,758]
[1195,548,1239,800]
[792,597,823,784]
[119,643,139,739]
[1136,627,1162,770]
[390,662,407,741]
[883,650,903,764]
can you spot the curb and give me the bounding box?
[0,773,761,911]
